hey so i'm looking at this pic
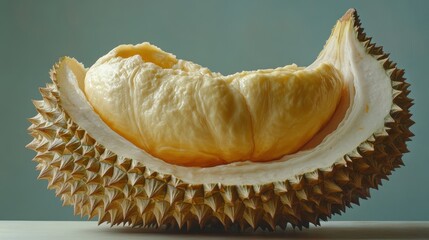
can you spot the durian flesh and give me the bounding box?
[84,43,343,167]
[28,9,413,229]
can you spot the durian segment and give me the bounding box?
[84,44,343,166]
[54,9,397,186]
[227,64,343,162]
[27,9,413,229]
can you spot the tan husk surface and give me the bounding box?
[27,9,413,230]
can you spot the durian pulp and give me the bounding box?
[56,10,392,185]
[83,43,343,167]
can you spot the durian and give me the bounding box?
[27,9,413,230]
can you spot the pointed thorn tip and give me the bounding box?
[341,8,356,21]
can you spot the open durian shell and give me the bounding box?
[27,9,413,230]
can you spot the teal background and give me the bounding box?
[0,0,428,221]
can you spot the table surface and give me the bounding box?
[0,221,428,240]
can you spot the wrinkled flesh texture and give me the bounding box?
[84,43,344,167]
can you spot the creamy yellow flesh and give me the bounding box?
[84,43,343,167]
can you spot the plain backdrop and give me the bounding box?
[0,0,428,221]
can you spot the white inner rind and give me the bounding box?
[56,17,392,185]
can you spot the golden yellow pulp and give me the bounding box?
[84,43,344,167]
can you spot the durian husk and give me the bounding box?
[27,9,413,230]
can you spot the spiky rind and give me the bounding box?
[27,9,413,230]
